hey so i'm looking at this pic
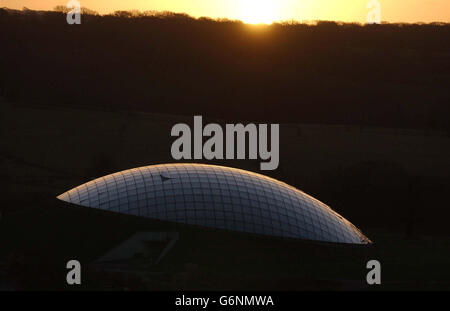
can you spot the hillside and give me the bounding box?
[1,8,450,130]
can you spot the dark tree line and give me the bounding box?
[1,8,449,131]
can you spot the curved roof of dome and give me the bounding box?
[57,163,371,245]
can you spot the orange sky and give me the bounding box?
[1,0,449,23]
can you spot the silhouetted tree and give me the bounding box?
[53,5,99,15]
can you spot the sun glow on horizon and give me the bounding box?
[1,0,450,24]
[237,0,278,24]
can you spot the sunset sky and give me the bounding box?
[1,0,449,23]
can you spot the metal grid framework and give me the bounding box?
[58,164,371,244]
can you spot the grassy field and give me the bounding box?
[1,99,449,290]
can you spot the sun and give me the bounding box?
[238,0,278,24]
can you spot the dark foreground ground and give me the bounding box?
[1,199,450,291]
[0,100,449,290]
